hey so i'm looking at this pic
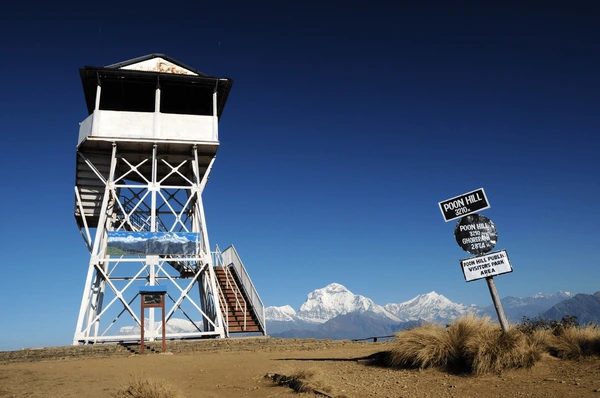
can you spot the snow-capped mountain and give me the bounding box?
[265,305,297,322]
[295,283,400,323]
[265,283,471,339]
[108,234,146,243]
[533,291,573,300]
[264,284,578,339]
[107,231,197,255]
[479,291,575,321]
[384,291,476,322]
[266,284,468,326]
[543,292,600,324]
[119,318,200,335]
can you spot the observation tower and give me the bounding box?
[73,54,265,345]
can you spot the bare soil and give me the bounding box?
[1,337,599,397]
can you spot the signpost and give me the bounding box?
[139,286,167,354]
[439,188,510,332]
[460,250,513,282]
[439,188,490,222]
[454,214,498,255]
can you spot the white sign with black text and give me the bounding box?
[460,249,513,282]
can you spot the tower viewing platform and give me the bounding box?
[73,54,265,345]
[78,53,232,149]
[75,54,233,229]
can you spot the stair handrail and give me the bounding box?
[215,281,230,336]
[214,250,248,330]
[213,247,230,336]
[223,265,247,329]
[220,245,265,333]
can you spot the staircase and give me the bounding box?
[215,266,264,334]
[75,152,112,229]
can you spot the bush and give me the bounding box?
[385,324,457,370]
[267,370,339,397]
[516,315,579,336]
[387,314,544,374]
[516,315,600,359]
[463,327,542,374]
[114,377,180,398]
[549,324,600,359]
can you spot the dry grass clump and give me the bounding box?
[385,324,457,370]
[113,377,180,398]
[267,370,341,397]
[463,327,542,374]
[387,314,544,374]
[549,324,600,359]
[268,370,315,393]
[517,315,600,359]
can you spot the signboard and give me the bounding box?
[143,295,163,305]
[454,214,497,255]
[139,287,167,353]
[460,250,513,282]
[107,232,200,255]
[439,188,490,222]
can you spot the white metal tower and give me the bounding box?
[73,54,265,345]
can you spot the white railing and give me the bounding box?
[213,247,249,333]
[220,245,266,333]
[222,265,247,330]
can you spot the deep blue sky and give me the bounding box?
[0,2,599,350]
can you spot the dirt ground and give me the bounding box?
[1,337,600,398]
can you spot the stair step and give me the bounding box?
[214,266,264,334]
[226,312,251,317]
[227,320,260,326]
[220,289,240,295]
[228,326,261,333]
[221,292,241,297]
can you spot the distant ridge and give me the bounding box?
[265,283,580,339]
[479,291,574,321]
[110,283,583,340]
[542,292,600,324]
[266,283,475,339]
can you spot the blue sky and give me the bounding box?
[0,2,598,350]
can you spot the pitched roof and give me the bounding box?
[105,53,206,76]
[79,54,234,117]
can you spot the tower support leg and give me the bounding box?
[73,143,226,345]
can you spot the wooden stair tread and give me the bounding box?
[214,266,264,334]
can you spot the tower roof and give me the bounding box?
[104,53,207,76]
[79,54,233,117]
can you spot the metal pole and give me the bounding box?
[161,297,166,353]
[486,277,509,332]
[140,296,145,354]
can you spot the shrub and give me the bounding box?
[387,314,544,374]
[516,315,600,359]
[516,315,579,336]
[113,377,180,398]
[386,324,456,370]
[463,327,542,374]
[549,324,600,359]
[267,370,339,397]
[268,371,315,394]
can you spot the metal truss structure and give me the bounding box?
[73,142,226,344]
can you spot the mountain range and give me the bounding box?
[543,291,600,324]
[265,283,599,340]
[117,283,598,340]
